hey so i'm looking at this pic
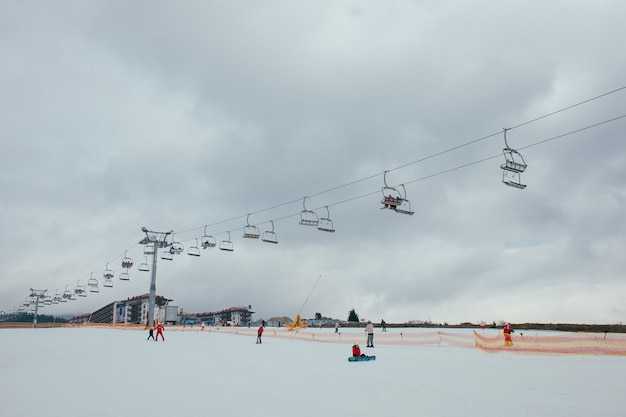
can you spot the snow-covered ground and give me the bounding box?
[1,326,624,417]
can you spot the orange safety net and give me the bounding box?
[473,330,626,356]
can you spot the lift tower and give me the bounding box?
[139,227,172,326]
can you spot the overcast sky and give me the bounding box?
[2,1,625,324]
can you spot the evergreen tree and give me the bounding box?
[347,308,359,322]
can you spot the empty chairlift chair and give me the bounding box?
[187,239,201,257]
[219,231,234,252]
[262,221,278,244]
[317,206,336,232]
[299,197,319,226]
[88,273,99,293]
[243,214,261,239]
[161,248,174,261]
[138,257,150,272]
[500,128,528,189]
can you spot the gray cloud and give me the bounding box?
[2,1,625,325]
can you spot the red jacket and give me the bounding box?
[352,345,361,357]
[257,326,264,336]
[503,324,512,334]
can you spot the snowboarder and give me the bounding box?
[352,344,365,358]
[257,325,264,344]
[380,319,387,332]
[147,327,155,341]
[503,323,514,346]
[365,321,374,347]
[155,323,165,341]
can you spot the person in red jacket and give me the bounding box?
[352,344,363,357]
[155,323,165,341]
[256,325,264,344]
[503,323,514,346]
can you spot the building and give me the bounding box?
[194,306,254,326]
[76,294,175,325]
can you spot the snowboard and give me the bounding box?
[348,355,376,362]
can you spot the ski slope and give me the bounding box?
[1,327,624,417]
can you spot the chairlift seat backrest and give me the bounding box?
[188,246,201,256]
[501,160,526,173]
[119,271,130,280]
[103,279,114,288]
[161,251,174,260]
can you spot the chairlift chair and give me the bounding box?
[201,236,217,249]
[88,274,100,293]
[317,206,336,232]
[143,245,155,255]
[219,231,234,252]
[243,214,260,239]
[103,263,114,280]
[380,171,405,211]
[262,221,278,244]
[119,271,130,281]
[188,239,201,257]
[122,252,133,269]
[299,197,319,226]
[500,129,528,189]
[201,226,217,249]
[103,278,114,288]
[161,249,174,261]
[75,283,87,297]
[138,257,150,272]
[170,235,184,255]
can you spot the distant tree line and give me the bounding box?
[0,313,68,323]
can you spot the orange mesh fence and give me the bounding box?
[3,322,625,356]
[473,330,626,356]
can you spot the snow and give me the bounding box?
[1,326,625,417]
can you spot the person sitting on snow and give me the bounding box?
[352,344,365,357]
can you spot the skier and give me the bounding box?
[503,323,514,346]
[380,319,387,332]
[365,320,374,347]
[147,327,155,341]
[257,324,264,344]
[155,322,165,341]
